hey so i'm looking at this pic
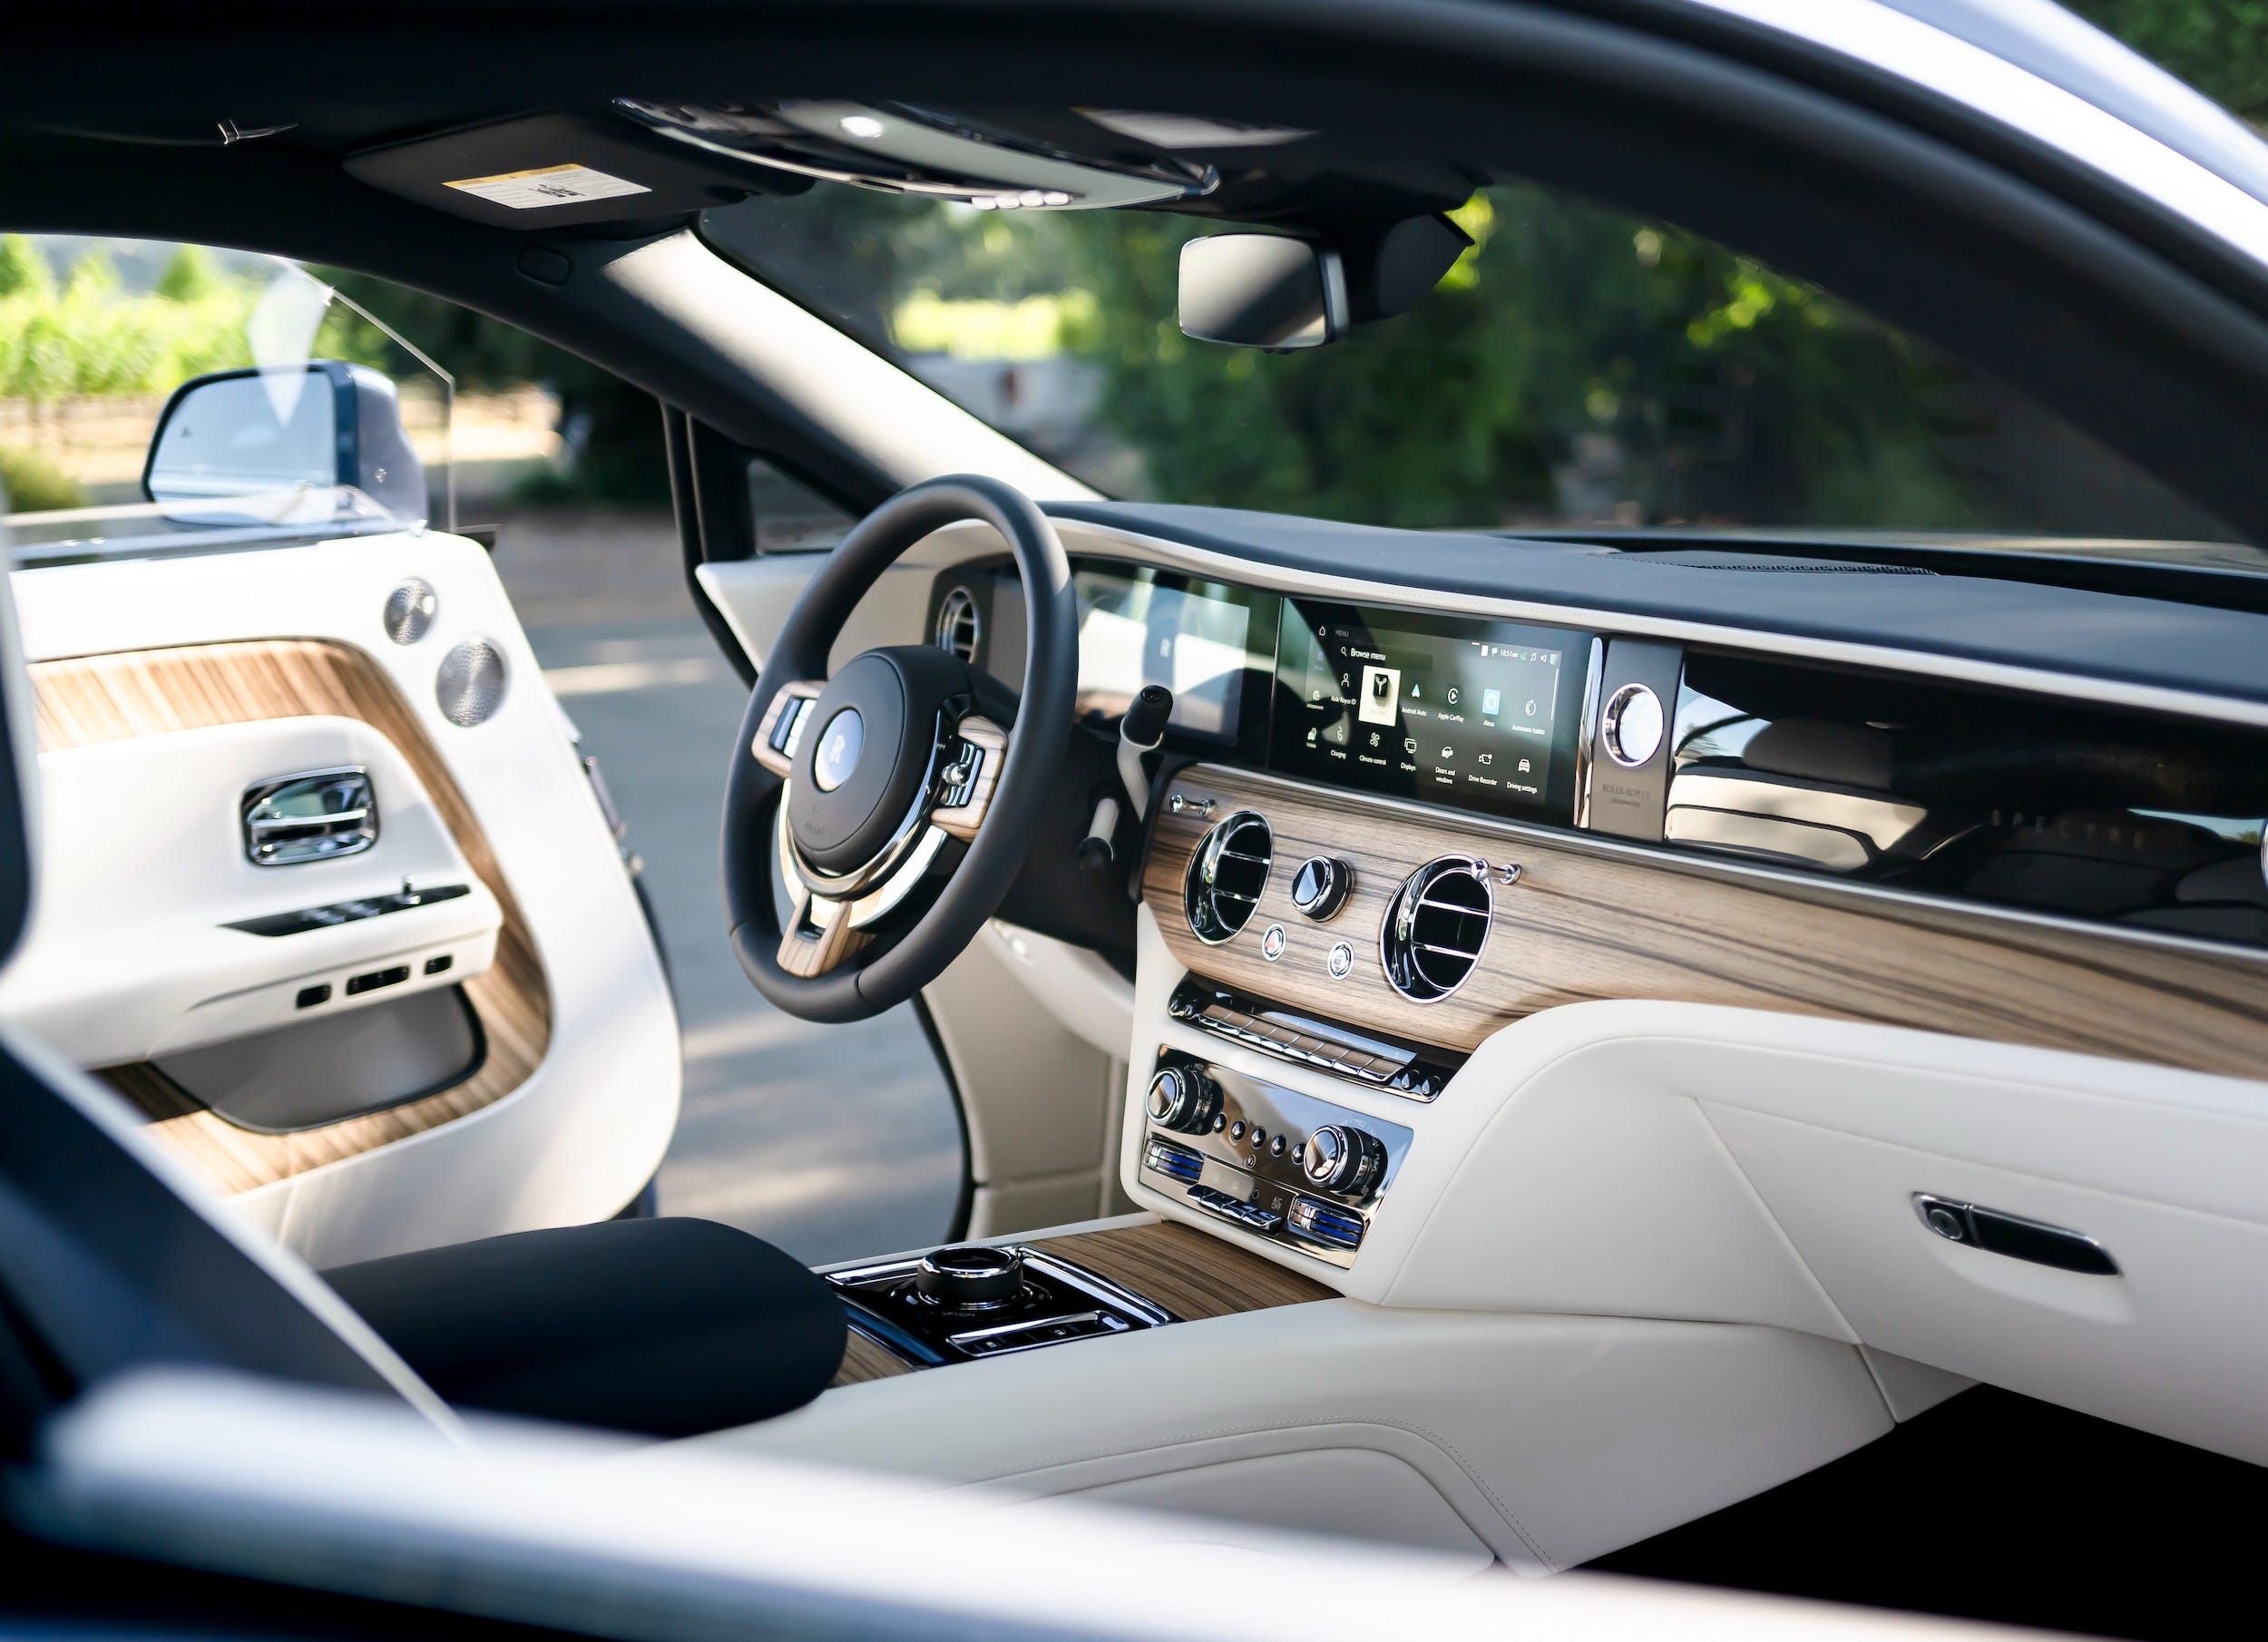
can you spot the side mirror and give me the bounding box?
[1178,235,1347,350]
[142,361,426,527]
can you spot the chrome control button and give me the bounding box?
[914,1244,1025,1307]
[1301,1123,1385,1199]
[1146,1066,1221,1134]
[1601,682,1664,767]
[1289,855,1351,921]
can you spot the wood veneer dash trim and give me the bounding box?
[1143,762,2268,1076]
[33,640,552,1193]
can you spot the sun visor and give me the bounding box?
[345,112,807,230]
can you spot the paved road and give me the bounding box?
[488,506,963,1265]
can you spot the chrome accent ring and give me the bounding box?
[1183,809,1273,946]
[1377,855,1494,1005]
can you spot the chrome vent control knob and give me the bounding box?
[914,1245,1025,1308]
[1289,855,1351,922]
[1147,1066,1222,1135]
[1301,1124,1386,1199]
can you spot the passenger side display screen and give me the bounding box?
[1270,601,1593,820]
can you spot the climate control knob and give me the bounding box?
[1301,1124,1386,1199]
[1147,1066,1222,1134]
[1289,855,1352,922]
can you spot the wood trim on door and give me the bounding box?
[1143,763,2268,1077]
[32,639,552,1193]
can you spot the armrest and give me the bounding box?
[324,1217,846,1439]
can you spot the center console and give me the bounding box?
[828,1243,1171,1368]
[1137,1046,1413,1268]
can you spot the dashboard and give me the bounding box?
[946,555,2268,956]
[876,505,2268,1483]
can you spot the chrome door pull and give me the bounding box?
[242,768,379,866]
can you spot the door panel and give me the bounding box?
[2,532,680,1266]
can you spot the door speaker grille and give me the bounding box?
[1381,857,1492,1002]
[436,638,508,728]
[1184,810,1272,944]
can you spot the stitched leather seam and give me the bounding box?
[942,1412,1557,1569]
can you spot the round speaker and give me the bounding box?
[383,578,439,645]
[436,638,508,727]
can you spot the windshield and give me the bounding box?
[706,179,2246,554]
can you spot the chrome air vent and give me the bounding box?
[934,586,982,662]
[1380,857,1493,1002]
[1184,810,1272,944]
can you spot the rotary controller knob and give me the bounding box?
[1301,1124,1386,1199]
[914,1245,1026,1307]
[1147,1066,1221,1134]
[1289,855,1352,922]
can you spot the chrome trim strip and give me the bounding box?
[1571,635,1604,829]
[946,1311,1106,1348]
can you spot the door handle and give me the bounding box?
[242,768,379,866]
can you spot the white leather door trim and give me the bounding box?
[6,533,680,1264]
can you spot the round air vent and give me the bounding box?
[1380,856,1494,1002]
[1184,810,1272,945]
[383,577,438,645]
[934,586,982,662]
[436,638,508,727]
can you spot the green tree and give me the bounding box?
[153,244,222,301]
[0,236,53,300]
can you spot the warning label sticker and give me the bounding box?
[444,163,652,210]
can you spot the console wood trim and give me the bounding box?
[1028,1220,1334,1320]
[33,639,552,1193]
[1144,763,2268,1076]
[825,1219,1332,1388]
[833,1329,916,1387]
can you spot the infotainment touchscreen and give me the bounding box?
[1270,600,1594,820]
[1073,565,1276,747]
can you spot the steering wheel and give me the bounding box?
[723,475,1076,1022]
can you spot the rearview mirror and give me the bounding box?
[1178,235,1347,350]
[142,361,426,527]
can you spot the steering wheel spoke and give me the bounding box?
[777,888,873,978]
[750,680,825,777]
[931,715,1009,841]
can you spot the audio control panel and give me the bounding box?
[1140,1047,1413,1269]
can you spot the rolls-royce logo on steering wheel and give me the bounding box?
[813,708,865,792]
